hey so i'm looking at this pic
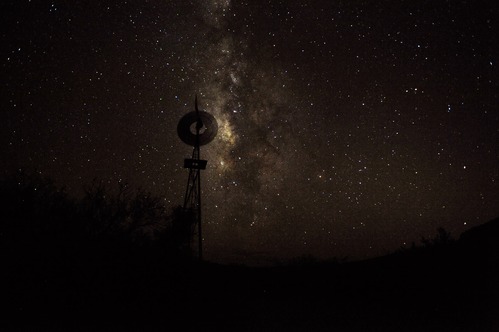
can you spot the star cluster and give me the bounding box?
[2,1,498,264]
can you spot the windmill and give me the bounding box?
[176,96,218,260]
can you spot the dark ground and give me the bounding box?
[3,219,498,331]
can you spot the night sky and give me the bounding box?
[2,1,498,265]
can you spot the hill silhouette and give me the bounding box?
[1,172,497,331]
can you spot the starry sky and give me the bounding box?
[2,0,498,265]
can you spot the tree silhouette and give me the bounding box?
[79,179,168,245]
[420,227,454,248]
[0,170,196,280]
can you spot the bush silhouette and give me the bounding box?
[420,227,454,248]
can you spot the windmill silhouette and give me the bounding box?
[176,96,218,260]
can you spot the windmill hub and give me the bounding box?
[190,122,206,134]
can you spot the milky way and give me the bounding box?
[2,1,498,264]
